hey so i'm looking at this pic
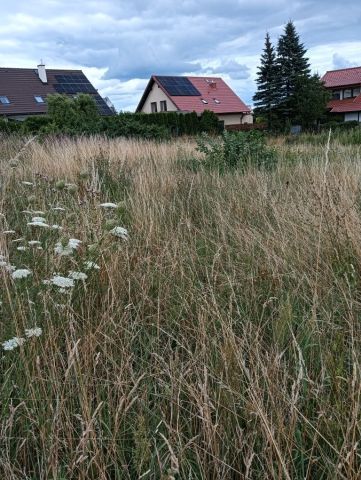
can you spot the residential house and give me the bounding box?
[322,66,361,123]
[136,75,253,127]
[0,63,115,121]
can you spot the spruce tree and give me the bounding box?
[253,33,279,129]
[276,21,311,122]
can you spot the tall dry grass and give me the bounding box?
[0,134,360,479]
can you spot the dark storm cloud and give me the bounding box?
[0,1,360,110]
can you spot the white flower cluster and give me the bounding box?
[11,269,32,279]
[69,271,88,281]
[100,202,118,209]
[25,327,43,338]
[2,326,42,351]
[2,337,26,350]
[84,261,100,270]
[110,226,129,240]
[54,238,82,256]
[44,275,75,288]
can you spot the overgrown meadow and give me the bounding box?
[0,134,360,479]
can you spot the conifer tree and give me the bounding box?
[253,33,279,129]
[276,21,311,121]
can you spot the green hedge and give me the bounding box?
[0,94,222,140]
[118,110,221,136]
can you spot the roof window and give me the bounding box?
[0,96,10,104]
[213,98,221,104]
[34,95,45,103]
[201,99,208,104]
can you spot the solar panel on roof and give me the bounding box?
[156,76,201,96]
[53,74,114,115]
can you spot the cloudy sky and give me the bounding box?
[1,1,360,111]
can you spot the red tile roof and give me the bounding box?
[0,67,113,116]
[322,66,361,88]
[328,95,361,113]
[136,75,251,114]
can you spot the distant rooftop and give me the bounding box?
[0,66,114,117]
[136,75,251,114]
[322,66,361,88]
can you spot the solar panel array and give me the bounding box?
[93,94,114,116]
[54,74,114,115]
[54,74,97,95]
[156,76,201,96]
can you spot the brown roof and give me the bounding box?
[0,67,113,116]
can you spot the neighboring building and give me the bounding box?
[322,66,361,123]
[136,75,253,126]
[0,63,115,121]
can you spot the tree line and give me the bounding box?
[253,21,330,131]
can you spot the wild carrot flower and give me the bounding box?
[69,271,88,280]
[84,261,100,270]
[2,337,26,351]
[25,327,42,338]
[21,181,34,186]
[100,202,118,209]
[110,226,129,240]
[12,269,32,279]
[48,275,75,288]
[54,238,81,256]
[32,216,46,223]
[27,221,49,228]
[28,240,42,246]
[17,246,28,251]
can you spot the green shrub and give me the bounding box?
[21,116,52,134]
[100,116,169,141]
[118,110,221,136]
[0,118,21,134]
[194,130,277,173]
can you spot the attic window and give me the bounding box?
[213,98,221,104]
[201,99,208,104]
[34,96,45,103]
[0,96,10,104]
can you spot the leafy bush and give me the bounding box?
[0,118,21,134]
[100,116,169,140]
[21,116,52,135]
[285,124,361,146]
[320,120,360,131]
[194,130,277,173]
[118,110,221,136]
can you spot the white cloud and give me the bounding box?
[0,1,359,110]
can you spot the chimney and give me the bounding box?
[209,81,217,89]
[37,61,47,83]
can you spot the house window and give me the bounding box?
[352,87,360,97]
[213,98,221,104]
[34,95,45,103]
[332,90,341,100]
[151,102,157,113]
[201,99,208,104]
[0,96,10,104]
[160,100,167,112]
[344,89,352,99]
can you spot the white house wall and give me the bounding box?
[141,82,178,113]
[217,113,253,126]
